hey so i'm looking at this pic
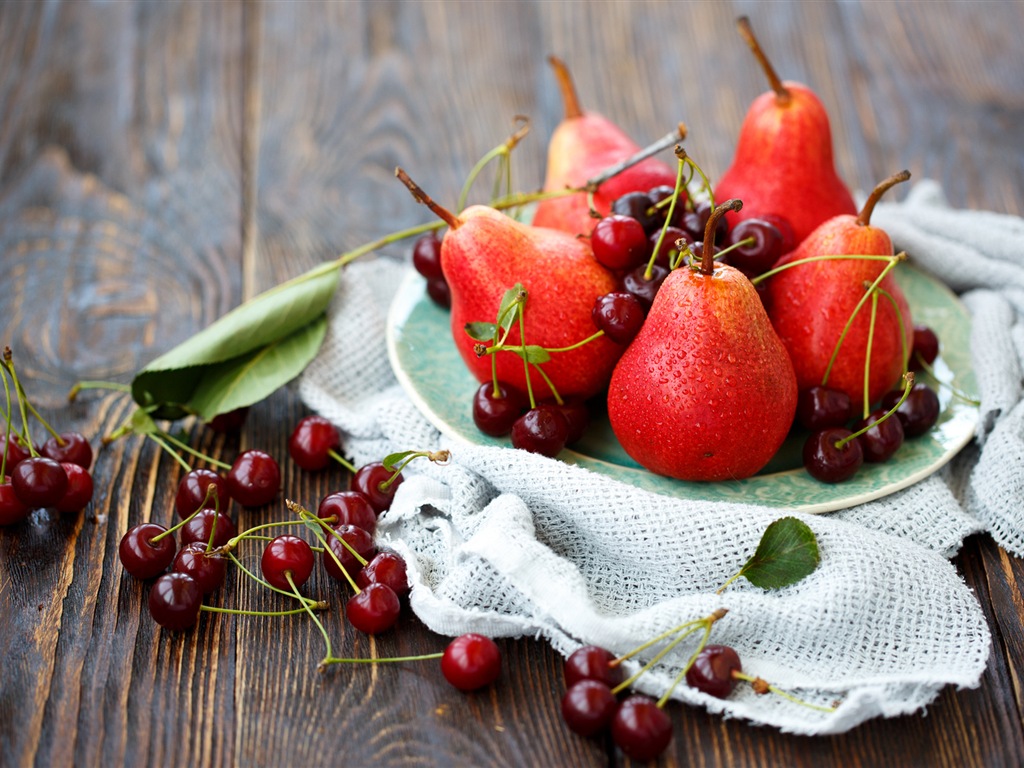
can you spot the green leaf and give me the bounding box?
[739,517,820,590]
[522,345,551,364]
[382,450,416,471]
[464,322,498,342]
[185,316,329,420]
[131,260,341,419]
[497,283,526,332]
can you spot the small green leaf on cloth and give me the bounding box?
[740,517,821,590]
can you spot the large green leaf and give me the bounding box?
[186,315,329,420]
[131,260,341,418]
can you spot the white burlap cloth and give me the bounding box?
[297,181,1022,734]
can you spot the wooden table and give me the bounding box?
[2,1,1022,765]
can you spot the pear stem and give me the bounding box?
[548,55,583,120]
[856,170,911,227]
[737,16,791,105]
[395,168,461,230]
[701,200,742,275]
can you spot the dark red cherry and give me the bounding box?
[356,550,410,598]
[510,405,568,458]
[1,432,33,468]
[610,694,673,762]
[722,218,783,276]
[412,231,444,281]
[441,633,501,691]
[0,476,31,526]
[323,523,376,582]
[206,407,249,433]
[797,386,855,431]
[11,456,68,508]
[853,410,905,463]
[686,644,742,698]
[175,468,231,519]
[554,398,590,445]
[561,680,619,737]
[261,535,315,591]
[346,582,401,634]
[684,200,728,245]
[148,572,203,631]
[591,215,650,270]
[317,490,377,534]
[803,427,864,483]
[622,263,669,309]
[881,383,940,437]
[119,522,176,579]
[592,292,646,345]
[42,431,93,469]
[910,325,940,371]
[760,213,797,255]
[288,415,340,471]
[227,449,280,507]
[173,542,227,595]
[646,185,680,225]
[611,191,658,234]
[426,277,451,308]
[180,508,237,549]
[472,382,527,437]
[54,462,94,513]
[350,461,402,515]
[564,645,624,688]
[648,225,692,269]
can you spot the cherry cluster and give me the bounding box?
[1,351,95,526]
[801,324,942,483]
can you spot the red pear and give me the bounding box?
[608,202,797,482]
[765,171,914,410]
[532,56,678,238]
[715,17,856,248]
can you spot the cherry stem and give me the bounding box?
[146,433,193,472]
[150,484,219,544]
[383,450,450,482]
[862,292,880,418]
[0,366,13,478]
[68,380,132,402]
[212,518,307,555]
[286,500,365,591]
[657,621,715,708]
[328,448,357,474]
[645,146,689,280]
[874,286,911,373]
[201,603,328,617]
[737,16,791,105]
[856,170,911,228]
[615,608,728,667]
[750,253,897,286]
[159,428,232,471]
[457,116,531,211]
[708,235,756,265]
[701,200,742,275]
[321,651,444,667]
[912,354,981,406]
[1,350,37,456]
[585,124,687,193]
[225,551,321,606]
[517,306,537,410]
[732,671,838,713]
[288,570,335,667]
[835,371,915,450]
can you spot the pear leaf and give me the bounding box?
[464,322,498,342]
[497,283,526,332]
[382,450,416,471]
[131,260,341,420]
[738,517,820,590]
[522,345,551,364]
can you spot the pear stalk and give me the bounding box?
[701,200,743,275]
[736,16,791,105]
[856,170,911,227]
[548,55,583,120]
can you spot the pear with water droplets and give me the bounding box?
[607,201,797,481]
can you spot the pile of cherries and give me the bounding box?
[1,428,95,524]
[801,325,942,483]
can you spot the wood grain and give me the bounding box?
[1,1,1022,766]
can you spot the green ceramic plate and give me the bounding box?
[386,264,978,513]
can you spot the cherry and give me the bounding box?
[647,184,682,227]
[175,468,231,519]
[510,405,568,457]
[722,218,783,276]
[173,541,227,594]
[554,398,590,445]
[180,508,237,549]
[564,645,624,688]
[119,522,177,579]
[910,324,940,371]
[11,456,68,508]
[227,449,281,507]
[803,427,864,483]
[592,292,646,345]
[761,213,797,255]
[610,694,673,762]
[881,383,940,437]
[611,191,658,234]
[356,550,410,598]
[686,644,742,698]
[683,200,728,245]
[323,523,376,582]
[148,572,203,631]
[288,415,340,471]
[317,490,377,534]
[441,633,501,691]
[261,535,315,591]
[54,462,94,513]
[345,582,401,634]
[591,215,650,270]
[561,680,619,738]
[622,263,669,309]
[206,406,249,433]
[426,277,451,309]
[350,461,402,515]
[472,382,527,437]
[648,225,691,269]
[797,385,855,432]
[853,409,905,463]
[412,231,444,281]
[0,476,31,526]
[1,432,33,468]
[42,431,93,469]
